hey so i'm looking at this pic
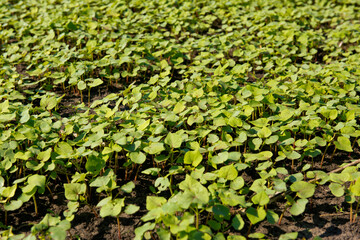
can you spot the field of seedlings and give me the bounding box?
[1,0,360,239]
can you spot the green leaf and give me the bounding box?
[228,117,243,128]
[155,177,170,192]
[251,191,269,206]
[251,138,262,151]
[124,204,140,215]
[173,101,186,114]
[246,207,266,225]
[250,118,269,127]
[14,151,32,160]
[134,222,155,240]
[0,100,9,113]
[85,154,106,174]
[231,214,244,230]
[289,199,308,216]
[284,150,301,160]
[142,168,161,176]
[135,120,149,133]
[248,233,265,239]
[77,80,86,91]
[164,132,183,148]
[214,233,226,240]
[266,210,279,224]
[146,196,167,210]
[88,78,103,88]
[25,174,46,194]
[279,232,298,240]
[37,148,52,162]
[330,172,351,184]
[279,108,295,121]
[290,181,315,199]
[313,237,323,240]
[0,113,16,123]
[230,177,245,190]
[236,132,247,143]
[20,109,30,123]
[0,176,4,188]
[228,152,241,161]
[40,96,59,111]
[184,150,203,167]
[67,21,77,30]
[213,205,230,219]
[227,235,246,240]
[320,109,338,120]
[298,33,308,45]
[350,177,360,196]
[179,175,209,205]
[90,176,111,191]
[130,151,146,164]
[0,184,17,198]
[99,198,125,217]
[334,136,353,152]
[329,182,344,197]
[233,64,247,74]
[257,127,272,139]
[55,142,73,158]
[86,39,97,52]
[208,220,221,231]
[4,199,23,211]
[64,183,86,201]
[97,196,111,207]
[258,151,273,160]
[249,179,266,193]
[144,142,165,155]
[156,228,171,240]
[49,225,68,240]
[192,88,204,98]
[40,121,51,133]
[273,179,287,193]
[121,181,135,193]
[218,164,238,180]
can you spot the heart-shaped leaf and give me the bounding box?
[246,207,266,225]
[144,142,165,155]
[289,199,308,216]
[130,151,146,164]
[329,182,344,197]
[251,191,269,206]
[164,132,183,148]
[218,164,238,180]
[85,154,106,174]
[64,183,86,201]
[184,150,203,167]
[231,214,245,230]
[334,136,353,152]
[290,181,315,199]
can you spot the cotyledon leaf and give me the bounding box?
[130,151,146,164]
[164,132,183,148]
[290,199,308,216]
[144,142,165,155]
[246,207,266,225]
[218,164,238,180]
[334,136,353,152]
[184,150,203,167]
[290,181,315,199]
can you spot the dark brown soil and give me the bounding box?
[254,184,360,240]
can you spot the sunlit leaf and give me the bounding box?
[184,150,203,167]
